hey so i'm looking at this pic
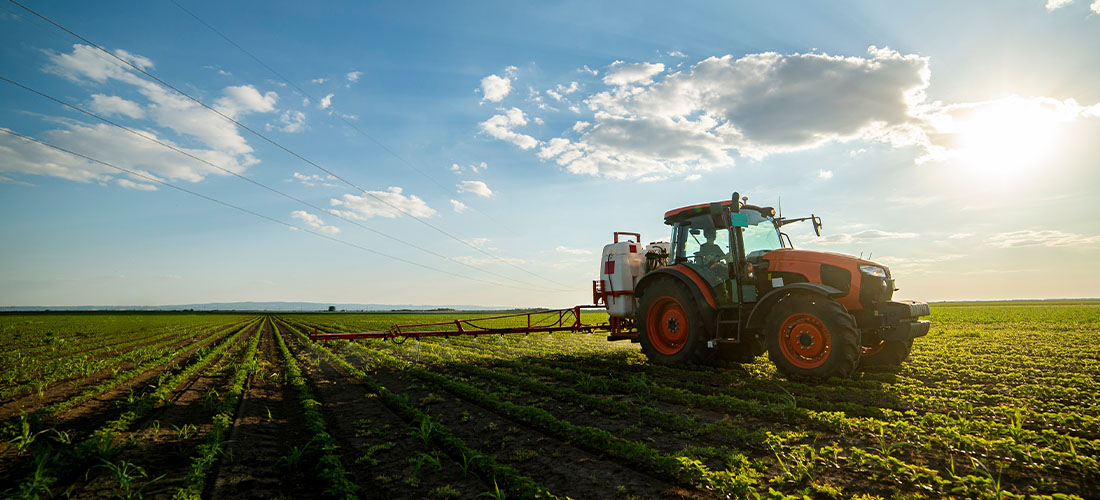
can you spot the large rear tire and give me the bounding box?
[765,294,860,378]
[859,339,913,370]
[637,280,714,365]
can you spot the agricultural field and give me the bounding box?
[0,302,1097,499]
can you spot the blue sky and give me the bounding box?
[2,0,1099,307]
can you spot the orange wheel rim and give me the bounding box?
[862,340,885,357]
[778,313,831,369]
[646,296,689,355]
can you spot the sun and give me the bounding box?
[950,97,1065,177]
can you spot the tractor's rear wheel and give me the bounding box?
[859,339,913,370]
[765,294,860,378]
[637,280,714,365]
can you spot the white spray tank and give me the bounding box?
[599,232,645,318]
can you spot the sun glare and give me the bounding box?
[951,98,1064,177]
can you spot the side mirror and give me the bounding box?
[812,215,822,237]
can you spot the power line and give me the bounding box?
[0,74,562,291]
[167,0,500,224]
[0,127,542,291]
[8,0,568,288]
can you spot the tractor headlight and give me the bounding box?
[859,265,887,278]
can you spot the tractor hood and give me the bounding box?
[761,248,890,276]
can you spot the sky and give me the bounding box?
[1,0,1099,307]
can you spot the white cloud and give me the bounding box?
[320,93,334,109]
[269,110,307,133]
[572,121,591,132]
[480,74,512,103]
[988,230,1100,248]
[668,51,687,58]
[290,172,335,187]
[817,229,919,245]
[346,71,363,83]
[685,174,701,181]
[450,161,487,175]
[1093,0,1100,13]
[1046,0,1073,9]
[0,122,250,184]
[555,245,593,255]
[818,169,833,179]
[311,78,327,84]
[116,178,157,191]
[457,180,493,197]
[45,45,276,161]
[450,199,468,213]
[489,46,981,180]
[947,233,972,239]
[580,65,598,76]
[330,187,436,219]
[291,210,340,234]
[214,85,277,118]
[478,108,538,150]
[602,61,665,86]
[87,94,145,119]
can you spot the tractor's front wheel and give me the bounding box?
[859,339,913,370]
[637,280,713,365]
[765,294,860,378]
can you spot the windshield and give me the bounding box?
[741,210,783,258]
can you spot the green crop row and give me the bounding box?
[174,317,266,499]
[271,321,359,499]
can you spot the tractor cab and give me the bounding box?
[663,199,784,306]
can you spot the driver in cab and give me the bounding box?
[696,228,725,271]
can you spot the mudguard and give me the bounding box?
[636,265,717,312]
[745,282,846,330]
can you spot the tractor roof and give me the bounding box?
[664,200,775,223]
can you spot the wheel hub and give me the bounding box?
[777,313,832,369]
[646,296,689,356]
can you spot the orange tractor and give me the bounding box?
[597,192,930,378]
[311,191,929,380]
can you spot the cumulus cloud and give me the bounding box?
[478,108,538,150]
[602,61,666,86]
[450,199,468,213]
[45,45,278,162]
[330,187,436,219]
[291,210,340,234]
[457,180,493,197]
[87,94,144,119]
[526,47,936,179]
[116,178,157,191]
[320,93,334,109]
[346,71,362,83]
[214,85,277,117]
[450,161,487,175]
[1046,0,1073,9]
[988,230,1100,248]
[0,122,249,185]
[269,110,307,133]
[480,74,512,103]
[817,229,919,245]
[290,172,335,187]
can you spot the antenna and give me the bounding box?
[778,196,782,218]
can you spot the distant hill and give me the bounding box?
[0,301,510,312]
